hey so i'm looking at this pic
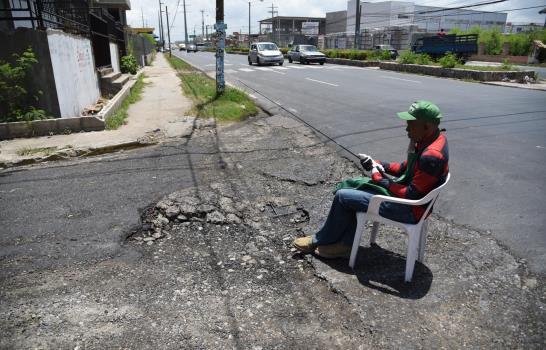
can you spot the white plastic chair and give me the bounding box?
[349,173,450,282]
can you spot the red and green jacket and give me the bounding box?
[372,131,449,220]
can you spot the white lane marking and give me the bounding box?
[271,66,289,70]
[225,69,237,74]
[205,63,233,67]
[269,69,286,75]
[305,78,339,87]
[381,75,421,83]
[254,67,272,71]
[305,65,322,69]
[286,65,305,69]
[238,68,254,72]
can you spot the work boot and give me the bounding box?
[292,236,316,253]
[315,243,351,259]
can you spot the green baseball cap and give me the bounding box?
[397,100,442,122]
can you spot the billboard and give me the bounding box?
[301,22,319,35]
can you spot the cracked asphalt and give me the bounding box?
[1,113,544,349]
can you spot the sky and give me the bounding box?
[126,0,546,42]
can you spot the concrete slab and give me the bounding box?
[0,53,192,167]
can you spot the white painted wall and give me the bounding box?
[47,29,100,118]
[109,42,121,73]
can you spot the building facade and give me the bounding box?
[345,0,507,34]
[258,16,326,47]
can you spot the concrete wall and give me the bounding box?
[47,29,101,118]
[109,42,121,72]
[379,62,535,81]
[0,28,61,117]
[326,10,347,34]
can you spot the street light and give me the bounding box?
[248,0,264,47]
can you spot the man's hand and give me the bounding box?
[358,153,384,172]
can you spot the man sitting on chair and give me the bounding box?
[293,100,449,258]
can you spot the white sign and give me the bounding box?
[301,22,319,35]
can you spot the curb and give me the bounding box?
[96,70,142,121]
[172,53,281,117]
[0,140,155,169]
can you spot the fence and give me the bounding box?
[324,28,413,50]
[129,33,155,67]
[0,0,126,68]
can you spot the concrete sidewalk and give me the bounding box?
[0,53,193,167]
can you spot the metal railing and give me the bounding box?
[0,0,124,42]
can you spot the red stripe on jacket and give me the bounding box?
[371,132,449,221]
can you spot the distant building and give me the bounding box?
[129,27,155,35]
[506,23,543,33]
[344,0,507,34]
[326,10,347,35]
[258,16,326,47]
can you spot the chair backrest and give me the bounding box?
[418,172,451,223]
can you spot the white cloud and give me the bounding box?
[126,0,546,42]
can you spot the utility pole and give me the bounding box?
[205,24,208,42]
[248,2,251,47]
[354,0,361,49]
[141,7,145,27]
[268,3,278,44]
[183,0,188,48]
[215,0,226,94]
[166,6,172,57]
[201,10,205,41]
[158,0,164,50]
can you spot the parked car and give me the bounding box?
[287,45,326,65]
[248,42,284,66]
[196,43,205,51]
[373,45,398,59]
[179,43,186,50]
[186,43,197,53]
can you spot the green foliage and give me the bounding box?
[501,58,513,70]
[0,47,47,123]
[397,50,419,64]
[141,33,156,46]
[166,54,192,70]
[415,53,433,65]
[167,55,257,122]
[438,52,459,68]
[226,47,249,54]
[106,73,146,129]
[321,49,370,60]
[121,54,139,75]
[449,27,546,56]
[280,48,289,54]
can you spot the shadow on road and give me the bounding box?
[316,244,433,300]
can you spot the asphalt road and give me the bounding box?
[175,50,546,275]
[0,142,200,277]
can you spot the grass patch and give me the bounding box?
[457,64,519,71]
[17,146,57,156]
[105,73,147,130]
[166,55,257,122]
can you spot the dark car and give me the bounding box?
[287,45,326,65]
[186,43,197,53]
[374,45,398,59]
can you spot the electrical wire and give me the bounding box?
[235,79,361,159]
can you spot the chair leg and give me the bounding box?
[418,220,429,263]
[405,228,420,282]
[349,213,367,269]
[369,221,379,245]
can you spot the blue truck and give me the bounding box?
[411,34,478,62]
